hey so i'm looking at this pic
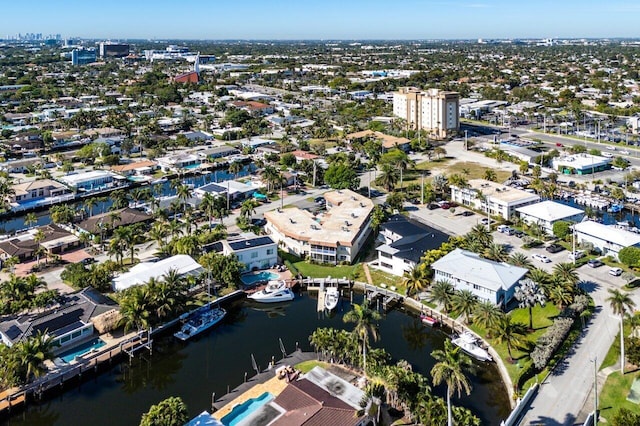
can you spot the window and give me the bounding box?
[266,248,274,255]
[251,252,258,259]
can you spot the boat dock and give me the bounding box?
[299,277,353,291]
[366,287,403,312]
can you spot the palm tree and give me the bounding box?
[378,163,399,191]
[402,267,428,299]
[514,278,546,330]
[552,262,579,287]
[199,192,217,227]
[430,280,455,313]
[228,161,243,179]
[33,229,46,267]
[24,212,38,229]
[483,243,508,262]
[606,289,636,374]
[465,224,493,249]
[473,300,504,337]
[483,169,497,182]
[491,315,526,361]
[84,196,98,217]
[149,222,168,247]
[240,199,258,219]
[451,290,478,324]
[343,300,381,372]
[176,184,192,214]
[15,330,58,382]
[118,287,150,332]
[509,252,533,269]
[430,340,473,426]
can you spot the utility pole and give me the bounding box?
[593,355,598,425]
[464,130,468,151]
[421,172,425,205]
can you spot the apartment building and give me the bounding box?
[393,87,460,139]
[264,189,374,264]
[450,179,540,220]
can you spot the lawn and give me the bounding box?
[295,360,329,373]
[600,322,632,371]
[598,370,640,422]
[279,251,360,279]
[444,161,514,181]
[469,303,560,390]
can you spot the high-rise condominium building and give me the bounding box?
[392,87,460,139]
[99,42,130,58]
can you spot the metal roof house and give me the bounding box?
[431,248,528,307]
[574,221,640,260]
[112,254,203,291]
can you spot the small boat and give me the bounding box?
[324,287,339,311]
[451,332,493,362]
[420,314,440,327]
[248,280,295,303]
[174,306,226,341]
[151,177,168,185]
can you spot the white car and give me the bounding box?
[620,150,630,155]
[609,267,623,276]
[607,145,616,150]
[532,254,551,263]
[602,152,614,158]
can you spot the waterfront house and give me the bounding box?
[76,208,153,235]
[0,287,118,351]
[156,153,201,173]
[59,170,123,192]
[1,158,44,174]
[110,160,158,177]
[264,189,374,264]
[0,224,80,262]
[573,221,640,260]
[450,179,540,220]
[112,254,203,291]
[516,200,584,235]
[219,233,277,271]
[9,179,72,205]
[194,180,257,203]
[198,146,240,160]
[431,248,528,307]
[375,214,449,276]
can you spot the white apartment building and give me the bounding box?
[573,221,640,260]
[264,189,374,264]
[450,179,540,220]
[393,87,460,139]
[516,201,584,235]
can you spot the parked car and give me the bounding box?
[568,250,586,261]
[587,259,603,268]
[81,257,96,265]
[480,218,494,225]
[427,203,440,210]
[546,244,565,253]
[513,230,525,238]
[609,267,623,276]
[497,225,513,234]
[462,211,474,217]
[532,254,551,263]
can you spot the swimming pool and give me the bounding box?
[59,338,106,363]
[241,271,279,285]
[221,392,274,426]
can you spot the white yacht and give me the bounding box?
[174,306,226,341]
[451,331,493,362]
[248,280,295,303]
[324,287,339,311]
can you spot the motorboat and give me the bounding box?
[324,287,339,311]
[248,280,295,303]
[420,314,440,327]
[151,177,168,185]
[451,331,493,362]
[174,306,226,341]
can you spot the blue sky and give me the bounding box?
[2,0,639,40]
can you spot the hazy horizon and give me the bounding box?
[3,0,640,40]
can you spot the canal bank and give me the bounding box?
[1,291,511,426]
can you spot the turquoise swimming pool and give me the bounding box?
[59,338,106,363]
[240,271,279,285]
[221,392,274,426]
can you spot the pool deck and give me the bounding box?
[212,350,315,419]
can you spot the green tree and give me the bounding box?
[473,301,504,338]
[24,212,38,229]
[618,246,640,267]
[606,288,636,374]
[402,267,429,299]
[552,220,571,240]
[343,300,381,372]
[430,340,474,426]
[15,330,58,383]
[430,280,455,313]
[514,278,546,330]
[451,290,478,324]
[491,315,526,361]
[140,396,189,426]
[324,163,359,190]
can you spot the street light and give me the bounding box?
[591,356,598,425]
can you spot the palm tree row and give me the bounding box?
[0,330,58,390]
[0,274,57,315]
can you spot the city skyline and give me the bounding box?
[2,0,640,40]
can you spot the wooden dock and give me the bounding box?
[300,277,353,292]
[366,287,402,312]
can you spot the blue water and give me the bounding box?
[183,163,202,170]
[59,338,106,363]
[221,392,274,426]
[241,271,279,285]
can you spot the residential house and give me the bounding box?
[265,189,374,264]
[76,208,153,235]
[198,146,240,160]
[59,170,124,192]
[9,179,74,211]
[345,130,411,152]
[194,180,257,203]
[112,254,203,291]
[376,215,449,276]
[0,287,118,351]
[156,153,201,172]
[110,160,158,177]
[431,248,528,307]
[450,179,540,220]
[0,224,81,261]
[219,233,277,271]
[516,201,584,235]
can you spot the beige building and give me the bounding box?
[393,87,460,138]
[450,179,540,220]
[264,189,374,264]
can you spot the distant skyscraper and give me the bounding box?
[393,87,460,139]
[71,48,97,66]
[99,42,130,58]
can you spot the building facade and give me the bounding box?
[450,179,540,220]
[221,234,277,271]
[71,48,97,65]
[393,87,460,139]
[573,221,640,260]
[516,201,585,235]
[98,42,130,58]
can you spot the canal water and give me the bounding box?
[3,293,511,426]
[0,164,256,235]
